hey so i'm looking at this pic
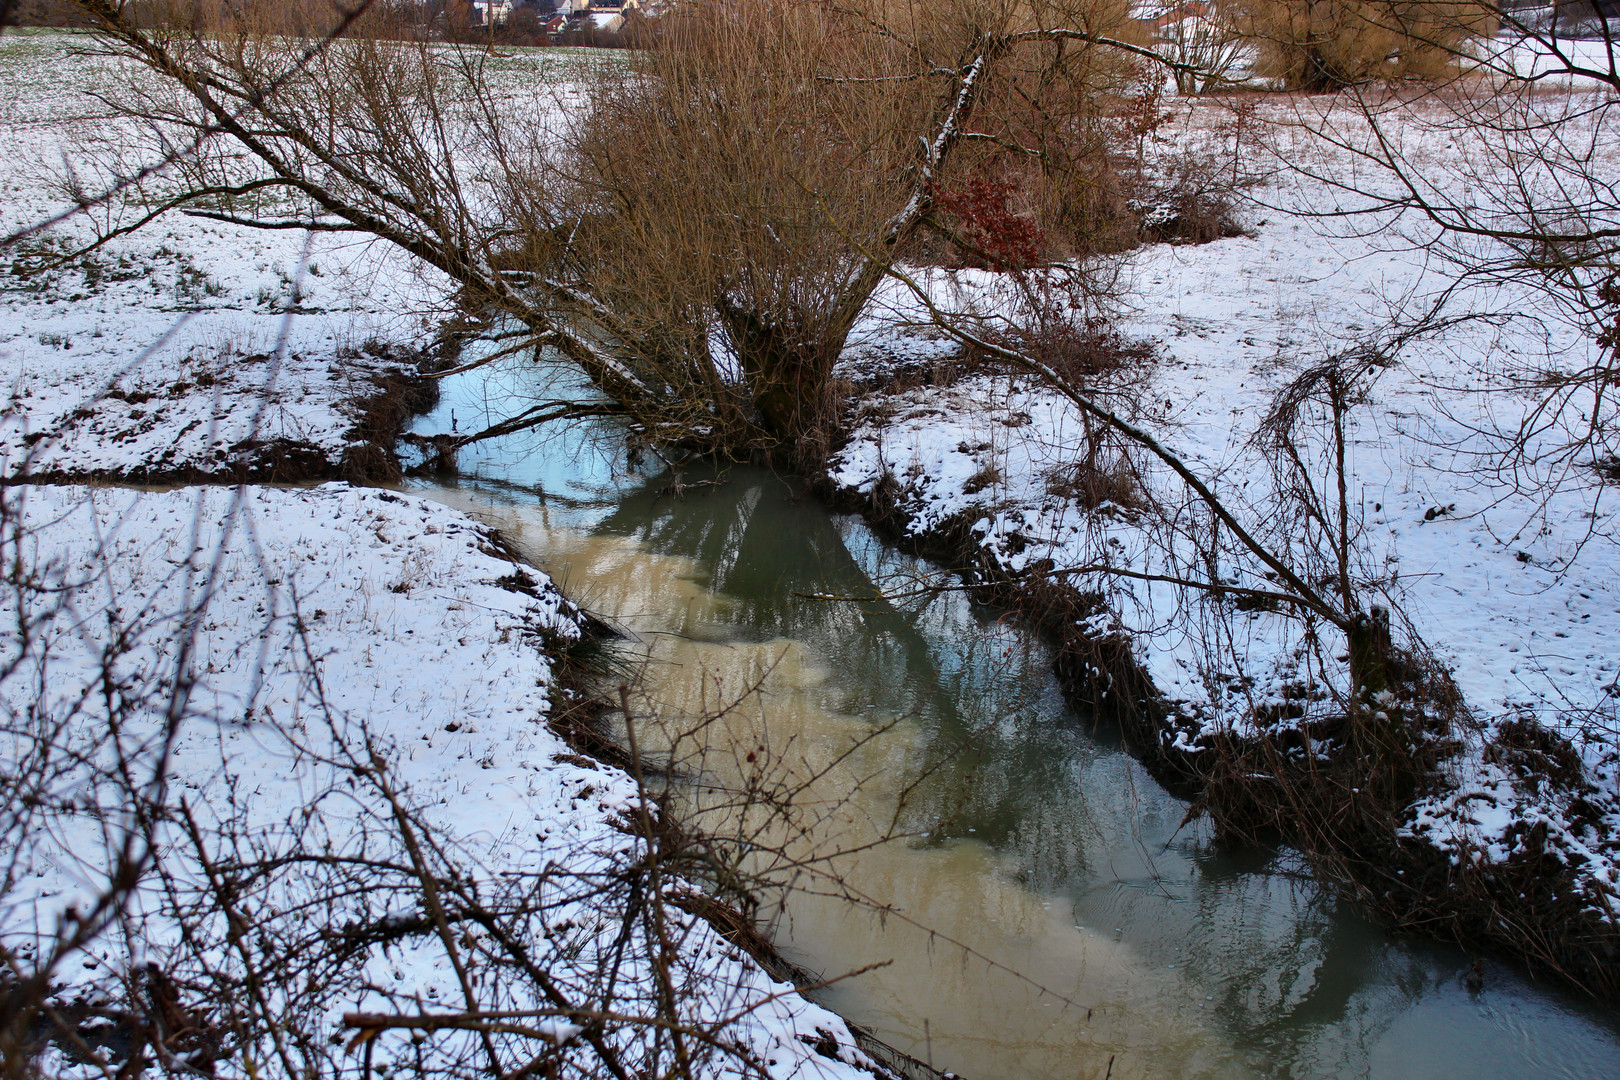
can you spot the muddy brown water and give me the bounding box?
[413,375,1620,1080]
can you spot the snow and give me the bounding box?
[830,96,1620,924]
[0,482,882,1079]
[1486,27,1620,80]
[0,34,438,480]
[5,18,1619,1063]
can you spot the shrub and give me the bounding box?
[933,179,1047,271]
[1237,1,1496,91]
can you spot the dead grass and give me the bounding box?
[961,462,1003,496]
[1042,454,1147,513]
[1131,161,1252,246]
[1023,317,1158,387]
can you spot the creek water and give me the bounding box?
[411,371,1620,1080]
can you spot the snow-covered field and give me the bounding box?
[0,31,441,481]
[5,19,1620,1069]
[830,96,1620,931]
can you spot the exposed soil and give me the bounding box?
[4,363,439,490]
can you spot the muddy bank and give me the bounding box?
[5,363,439,488]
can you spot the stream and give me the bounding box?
[410,369,1620,1080]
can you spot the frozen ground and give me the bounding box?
[830,97,1620,929]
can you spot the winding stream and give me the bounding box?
[411,371,1620,1079]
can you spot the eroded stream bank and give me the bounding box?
[409,380,1620,1079]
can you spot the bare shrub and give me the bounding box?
[1042,447,1147,512]
[1142,1,1248,94]
[1235,1,1496,90]
[1026,314,1156,385]
[1130,149,1251,243]
[931,3,1148,263]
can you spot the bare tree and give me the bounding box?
[1142,1,1247,94]
[17,1,1202,470]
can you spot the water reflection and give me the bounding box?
[413,374,1620,1080]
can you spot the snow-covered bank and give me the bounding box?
[0,32,440,483]
[0,482,887,1079]
[0,193,434,482]
[827,98,1620,987]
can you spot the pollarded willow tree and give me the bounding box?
[540,0,1152,465]
[1235,0,1497,90]
[41,0,1161,468]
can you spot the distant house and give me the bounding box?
[470,0,571,28]
[554,0,641,13]
[550,0,641,38]
[1140,2,1220,45]
[1140,1,1211,31]
[471,0,513,27]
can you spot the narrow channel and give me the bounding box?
[411,370,1620,1080]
